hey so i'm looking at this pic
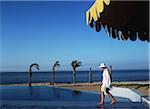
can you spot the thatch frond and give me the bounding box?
[86,0,110,25]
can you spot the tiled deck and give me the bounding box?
[0,86,149,109]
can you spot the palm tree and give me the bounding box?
[28,63,39,86]
[51,61,60,85]
[71,60,81,84]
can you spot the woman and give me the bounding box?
[98,63,116,105]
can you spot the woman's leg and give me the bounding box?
[98,86,105,105]
[107,91,116,104]
[98,91,105,104]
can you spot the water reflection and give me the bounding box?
[28,86,33,96]
[0,86,149,109]
[52,87,61,98]
[72,90,81,96]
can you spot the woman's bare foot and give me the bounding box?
[111,99,116,104]
[98,101,104,105]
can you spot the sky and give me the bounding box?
[1,1,149,71]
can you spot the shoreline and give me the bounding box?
[1,81,149,96]
[0,81,149,86]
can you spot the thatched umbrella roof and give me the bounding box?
[86,0,149,42]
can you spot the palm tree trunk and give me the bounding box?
[73,68,76,84]
[109,65,112,82]
[52,68,55,85]
[89,67,92,83]
[28,67,32,86]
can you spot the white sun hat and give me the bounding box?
[99,63,106,68]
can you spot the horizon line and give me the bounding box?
[0,69,149,72]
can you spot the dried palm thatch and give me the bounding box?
[86,0,149,42]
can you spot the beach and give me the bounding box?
[1,81,149,97]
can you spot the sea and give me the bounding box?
[0,70,149,84]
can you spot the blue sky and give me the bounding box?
[1,1,149,71]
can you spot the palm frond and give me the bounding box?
[30,63,39,70]
[53,61,60,69]
[71,60,81,68]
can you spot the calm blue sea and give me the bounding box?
[0,70,149,84]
